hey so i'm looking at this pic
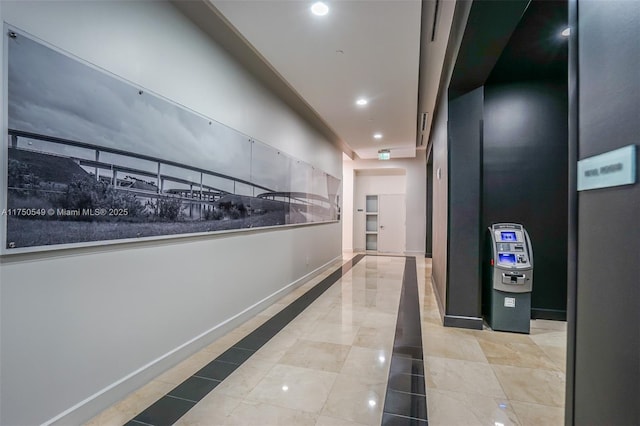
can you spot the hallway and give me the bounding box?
[87,255,566,425]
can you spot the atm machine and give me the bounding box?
[484,223,534,333]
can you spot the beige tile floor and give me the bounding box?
[417,259,567,426]
[87,255,566,426]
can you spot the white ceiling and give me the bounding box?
[211,0,423,160]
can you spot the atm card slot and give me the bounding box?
[502,273,526,285]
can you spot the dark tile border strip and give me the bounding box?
[382,257,429,425]
[125,254,365,426]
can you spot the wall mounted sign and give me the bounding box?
[577,145,636,191]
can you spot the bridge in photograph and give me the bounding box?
[257,191,335,222]
[8,128,279,218]
[7,129,340,223]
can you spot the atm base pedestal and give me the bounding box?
[487,290,531,334]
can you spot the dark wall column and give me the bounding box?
[565,0,579,423]
[445,86,483,329]
[572,1,640,424]
[426,158,433,257]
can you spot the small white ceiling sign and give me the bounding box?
[577,145,636,191]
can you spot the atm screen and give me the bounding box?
[499,253,517,264]
[500,231,517,241]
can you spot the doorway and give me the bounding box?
[353,168,407,254]
[364,194,406,254]
[378,194,406,254]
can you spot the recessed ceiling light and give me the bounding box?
[356,98,368,106]
[311,2,329,16]
[373,133,383,139]
[561,27,571,37]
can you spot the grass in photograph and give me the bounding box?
[6,210,290,249]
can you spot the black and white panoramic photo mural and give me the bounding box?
[4,30,340,251]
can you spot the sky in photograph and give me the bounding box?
[7,32,335,193]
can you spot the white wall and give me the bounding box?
[0,1,342,425]
[341,153,355,251]
[342,152,426,255]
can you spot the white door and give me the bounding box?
[378,194,406,254]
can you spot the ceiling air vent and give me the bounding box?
[431,0,440,42]
[421,112,429,133]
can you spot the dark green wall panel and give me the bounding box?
[483,81,568,318]
[446,86,484,319]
